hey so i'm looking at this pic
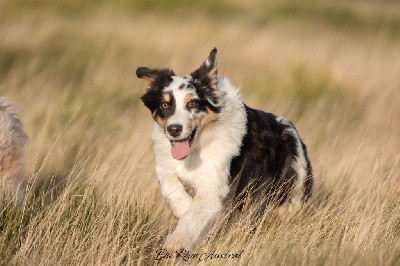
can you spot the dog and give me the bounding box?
[136,48,313,251]
[0,97,27,202]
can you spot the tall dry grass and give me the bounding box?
[1,0,400,264]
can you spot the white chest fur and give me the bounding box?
[150,78,247,251]
[151,78,247,197]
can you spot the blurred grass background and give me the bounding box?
[1,0,400,264]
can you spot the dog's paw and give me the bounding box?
[163,233,184,251]
[163,232,193,251]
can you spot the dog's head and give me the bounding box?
[137,48,224,160]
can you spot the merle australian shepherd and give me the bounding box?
[137,48,313,251]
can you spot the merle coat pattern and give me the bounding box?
[137,48,313,251]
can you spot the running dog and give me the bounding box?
[0,97,27,202]
[136,48,313,250]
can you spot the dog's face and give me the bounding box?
[137,48,224,160]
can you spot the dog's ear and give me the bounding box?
[138,67,175,112]
[136,67,175,88]
[190,47,218,90]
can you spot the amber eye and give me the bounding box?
[187,100,198,109]
[160,102,169,110]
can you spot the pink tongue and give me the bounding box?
[171,140,191,160]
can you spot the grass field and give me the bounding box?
[1,0,400,264]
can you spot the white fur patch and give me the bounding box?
[162,77,200,139]
[152,77,247,250]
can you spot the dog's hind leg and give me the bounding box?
[290,135,313,209]
[288,156,308,212]
[277,116,313,214]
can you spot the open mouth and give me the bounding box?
[170,128,197,160]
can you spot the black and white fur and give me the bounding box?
[136,48,313,251]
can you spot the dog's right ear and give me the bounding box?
[137,67,175,112]
[136,67,175,88]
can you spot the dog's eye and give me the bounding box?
[187,100,198,109]
[160,102,169,110]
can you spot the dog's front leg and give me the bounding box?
[164,188,224,251]
[158,171,193,218]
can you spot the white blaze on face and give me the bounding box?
[163,77,200,160]
[164,77,193,138]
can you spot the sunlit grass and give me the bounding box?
[1,0,400,264]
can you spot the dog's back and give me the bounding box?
[0,97,27,201]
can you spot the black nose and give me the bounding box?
[167,124,183,137]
